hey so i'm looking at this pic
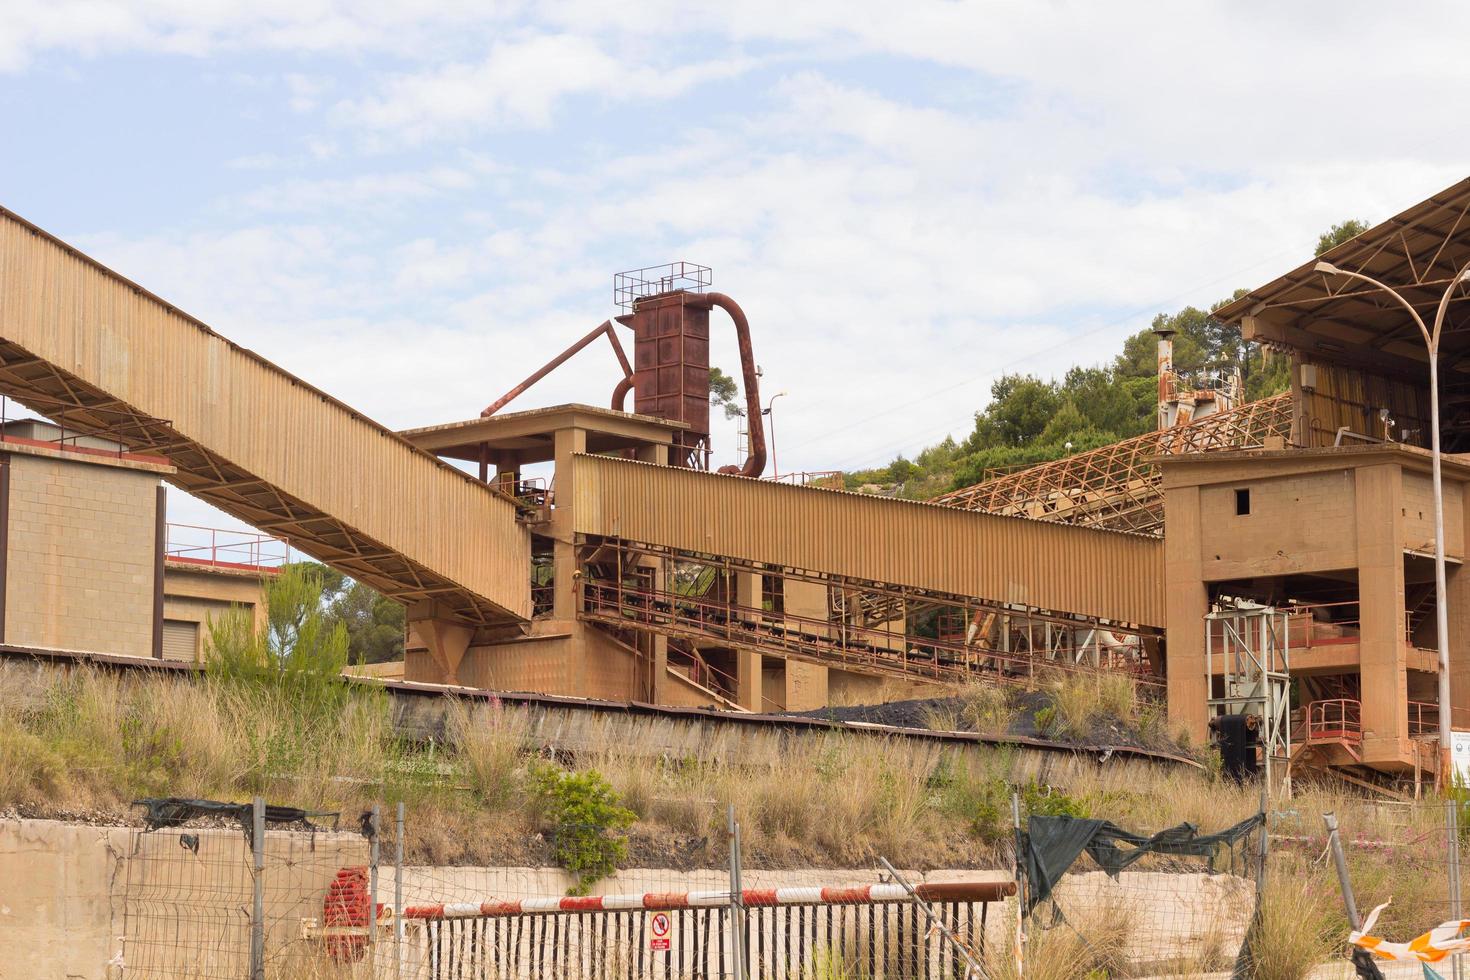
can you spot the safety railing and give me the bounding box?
[1408,700,1440,740]
[1281,601,1360,650]
[165,523,288,571]
[766,470,844,489]
[0,395,169,462]
[502,477,551,524]
[1302,699,1362,744]
[579,576,1163,693]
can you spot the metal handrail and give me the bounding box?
[1303,699,1362,743]
[165,523,288,570]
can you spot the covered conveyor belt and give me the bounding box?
[571,454,1165,628]
[0,207,530,625]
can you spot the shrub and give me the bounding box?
[530,764,636,895]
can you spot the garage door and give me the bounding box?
[161,619,200,661]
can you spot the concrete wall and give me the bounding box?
[4,449,159,658]
[0,818,364,980]
[4,815,1270,980]
[1196,469,1357,580]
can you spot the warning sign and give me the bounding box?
[649,911,672,951]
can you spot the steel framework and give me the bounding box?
[932,392,1294,534]
[1205,601,1291,789]
[576,537,1162,691]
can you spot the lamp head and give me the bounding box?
[1314,260,1342,276]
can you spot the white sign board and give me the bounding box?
[1451,731,1470,786]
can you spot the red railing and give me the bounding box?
[1303,699,1362,743]
[1282,601,1360,649]
[580,577,1163,693]
[1408,700,1440,739]
[165,523,287,571]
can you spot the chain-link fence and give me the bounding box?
[106,790,1470,979]
[118,799,371,979]
[113,798,1013,979]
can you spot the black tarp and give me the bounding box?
[132,797,337,834]
[1021,812,1263,913]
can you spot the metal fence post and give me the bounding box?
[250,796,265,980]
[1255,789,1269,904]
[395,801,405,979]
[728,804,747,980]
[1012,792,1025,979]
[368,804,381,970]
[1324,812,1387,980]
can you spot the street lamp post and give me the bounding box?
[1316,258,1470,954]
[762,391,788,479]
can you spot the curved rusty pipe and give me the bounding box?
[696,292,765,478]
[611,374,633,412]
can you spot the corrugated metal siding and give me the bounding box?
[161,619,199,662]
[572,456,1165,626]
[0,210,530,618]
[1299,360,1429,450]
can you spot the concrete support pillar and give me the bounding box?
[635,443,669,465]
[1163,484,1211,742]
[551,427,586,622]
[407,601,473,686]
[733,570,763,710]
[735,648,763,711]
[1356,464,1408,764]
[1454,493,1470,730]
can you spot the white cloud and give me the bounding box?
[16,0,1470,484]
[335,33,754,140]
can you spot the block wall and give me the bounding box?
[5,452,158,657]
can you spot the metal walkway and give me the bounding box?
[0,206,529,625]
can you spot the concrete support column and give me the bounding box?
[1356,464,1408,764]
[649,556,668,704]
[407,601,474,686]
[634,443,669,465]
[1163,484,1211,742]
[1454,490,1470,729]
[735,648,763,710]
[733,570,763,709]
[551,427,586,622]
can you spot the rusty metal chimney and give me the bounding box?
[611,263,766,476]
[1153,324,1176,431]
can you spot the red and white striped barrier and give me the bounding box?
[403,880,1014,921]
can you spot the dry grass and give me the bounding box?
[0,655,1457,980]
[1246,871,1342,980]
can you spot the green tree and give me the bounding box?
[205,561,350,715]
[1316,218,1371,256]
[709,366,743,419]
[964,375,1062,450]
[305,562,405,665]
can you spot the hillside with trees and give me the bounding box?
[842,219,1369,499]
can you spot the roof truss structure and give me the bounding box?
[933,393,1294,535]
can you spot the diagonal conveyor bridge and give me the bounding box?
[0,206,529,626]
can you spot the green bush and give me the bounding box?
[530,764,636,895]
[1022,780,1089,819]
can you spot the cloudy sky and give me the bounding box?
[4,1,1469,531]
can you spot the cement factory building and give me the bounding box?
[3,176,1470,788]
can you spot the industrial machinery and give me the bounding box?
[480,262,767,476]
